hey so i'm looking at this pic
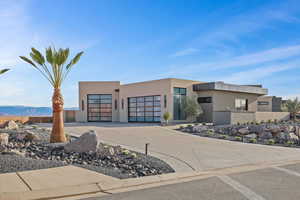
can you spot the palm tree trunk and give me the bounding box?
[50,88,66,143]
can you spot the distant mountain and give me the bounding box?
[0,106,78,116]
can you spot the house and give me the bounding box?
[257,96,282,112]
[72,78,289,125]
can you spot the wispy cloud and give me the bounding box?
[169,48,198,57]
[163,44,300,77]
[222,61,300,84]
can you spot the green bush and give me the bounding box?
[235,136,242,141]
[267,139,275,145]
[285,141,294,146]
[218,134,227,139]
[237,122,240,126]
[187,124,192,128]
[179,125,184,129]
[249,138,257,143]
[260,120,265,124]
[267,119,272,123]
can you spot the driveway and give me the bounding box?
[41,123,300,172]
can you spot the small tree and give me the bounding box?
[0,69,9,75]
[163,112,171,125]
[282,98,300,121]
[182,96,203,122]
[20,47,83,143]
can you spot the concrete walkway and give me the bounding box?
[40,122,300,172]
[3,159,300,200]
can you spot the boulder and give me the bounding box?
[192,125,208,133]
[24,131,39,142]
[259,132,273,140]
[0,133,9,151]
[245,133,257,139]
[269,125,281,134]
[249,125,264,134]
[5,120,19,130]
[288,133,299,141]
[238,128,249,135]
[64,130,100,153]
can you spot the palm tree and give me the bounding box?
[0,68,9,75]
[20,47,83,143]
[282,98,300,121]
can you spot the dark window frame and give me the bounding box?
[128,95,161,122]
[87,94,112,122]
[197,97,212,104]
[235,98,248,111]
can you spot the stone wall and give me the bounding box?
[0,116,52,127]
[255,112,290,122]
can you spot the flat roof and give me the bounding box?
[193,81,268,95]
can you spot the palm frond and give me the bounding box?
[0,68,9,75]
[20,46,83,89]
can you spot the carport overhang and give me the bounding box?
[193,81,268,95]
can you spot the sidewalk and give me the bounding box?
[2,160,300,200]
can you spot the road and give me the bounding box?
[83,162,300,200]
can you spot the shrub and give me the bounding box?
[237,122,240,126]
[131,152,137,158]
[235,136,242,141]
[267,139,275,145]
[260,120,265,124]
[65,133,71,142]
[207,130,214,136]
[179,125,184,129]
[285,141,294,146]
[187,124,192,128]
[249,138,257,143]
[218,134,227,139]
[163,112,171,125]
[32,125,38,129]
[122,149,130,155]
[267,119,272,123]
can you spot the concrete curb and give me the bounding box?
[2,159,300,200]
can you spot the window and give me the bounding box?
[258,101,269,105]
[128,95,161,122]
[164,95,167,108]
[121,99,124,109]
[87,94,112,121]
[115,99,117,110]
[197,97,212,103]
[173,88,187,120]
[82,100,84,111]
[235,98,248,111]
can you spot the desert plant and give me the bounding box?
[182,96,203,122]
[249,138,257,143]
[20,47,83,143]
[282,98,300,121]
[0,68,9,75]
[267,139,275,145]
[235,136,242,141]
[237,122,240,126]
[285,140,294,146]
[163,112,171,125]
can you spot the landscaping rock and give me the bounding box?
[24,131,40,142]
[5,120,19,130]
[0,133,9,151]
[288,133,299,141]
[64,130,100,153]
[258,132,273,140]
[245,133,257,139]
[192,125,208,133]
[249,125,264,134]
[238,128,249,135]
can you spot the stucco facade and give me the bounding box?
[75,78,285,124]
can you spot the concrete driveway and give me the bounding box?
[41,123,300,172]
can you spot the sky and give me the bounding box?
[1,0,300,107]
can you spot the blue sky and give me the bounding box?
[1,0,300,107]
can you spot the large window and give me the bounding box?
[128,95,161,122]
[198,97,212,103]
[235,98,248,111]
[173,87,187,120]
[87,94,112,122]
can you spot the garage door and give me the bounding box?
[87,94,112,122]
[128,95,161,122]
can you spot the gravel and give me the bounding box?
[0,124,175,179]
